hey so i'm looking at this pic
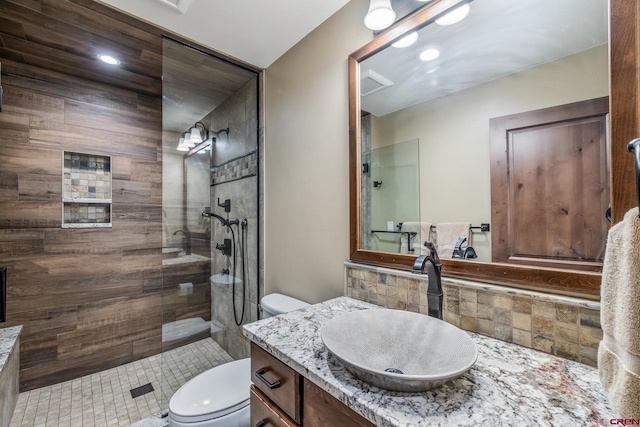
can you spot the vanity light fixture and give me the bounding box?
[177,134,190,151]
[97,54,120,65]
[183,131,194,147]
[419,48,440,61]
[188,122,207,144]
[435,2,470,26]
[392,31,419,48]
[364,0,396,31]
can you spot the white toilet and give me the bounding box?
[168,293,309,427]
[260,293,310,318]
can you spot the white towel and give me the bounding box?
[435,222,470,259]
[598,207,640,418]
[400,222,432,255]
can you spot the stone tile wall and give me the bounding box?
[345,262,602,366]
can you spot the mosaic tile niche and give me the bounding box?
[345,262,602,367]
[62,152,112,228]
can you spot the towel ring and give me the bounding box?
[629,138,640,218]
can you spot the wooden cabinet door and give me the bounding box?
[490,97,610,271]
[303,380,375,427]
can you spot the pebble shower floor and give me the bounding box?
[10,338,233,427]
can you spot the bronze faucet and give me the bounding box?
[411,241,443,319]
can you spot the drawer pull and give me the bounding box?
[255,421,266,427]
[255,368,281,389]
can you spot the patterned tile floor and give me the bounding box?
[10,338,233,427]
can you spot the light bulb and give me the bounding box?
[364,0,396,30]
[392,32,418,48]
[419,48,440,61]
[435,3,470,26]
[97,54,120,65]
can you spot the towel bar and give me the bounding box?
[629,138,640,218]
[429,223,490,232]
[370,230,418,253]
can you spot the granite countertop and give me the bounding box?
[243,297,612,427]
[0,326,22,372]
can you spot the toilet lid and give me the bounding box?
[169,358,251,423]
[261,293,309,316]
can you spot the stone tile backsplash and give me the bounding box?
[345,262,602,366]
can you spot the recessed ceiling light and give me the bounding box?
[392,32,419,48]
[419,48,440,61]
[435,3,470,26]
[97,54,120,65]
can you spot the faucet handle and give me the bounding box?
[423,241,441,266]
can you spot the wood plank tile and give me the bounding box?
[28,121,159,161]
[132,335,162,360]
[0,83,65,123]
[0,109,30,145]
[0,171,19,202]
[64,99,159,138]
[43,222,161,254]
[130,160,162,183]
[111,156,131,181]
[76,293,162,329]
[1,33,160,95]
[0,146,60,175]
[112,179,162,205]
[17,172,61,201]
[2,63,140,113]
[7,272,145,312]
[57,312,161,360]
[41,0,161,54]
[11,306,79,338]
[0,201,61,228]
[5,252,123,280]
[20,341,133,391]
[121,248,161,273]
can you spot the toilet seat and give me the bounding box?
[169,358,251,423]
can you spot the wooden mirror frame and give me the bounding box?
[349,0,640,298]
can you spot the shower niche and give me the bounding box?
[61,151,112,228]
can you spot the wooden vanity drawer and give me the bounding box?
[251,385,298,427]
[303,380,375,427]
[251,343,302,424]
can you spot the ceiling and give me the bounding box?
[99,0,351,69]
[162,39,257,133]
[361,0,608,117]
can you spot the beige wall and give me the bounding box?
[373,44,609,261]
[264,0,372,303]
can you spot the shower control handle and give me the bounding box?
[255,421,266,427]
[215,238,232,256]
[254,368,281,390]
[217,198,231,213]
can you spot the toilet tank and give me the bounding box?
[261,293,309,318]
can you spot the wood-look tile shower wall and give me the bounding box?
[0,0,164,391]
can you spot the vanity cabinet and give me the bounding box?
[250,343,375,427]
[251,343,302,423]
[303,380,375,427]
[251,386,298,427]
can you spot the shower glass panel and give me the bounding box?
[161,37,259,412]
[362,138,421,253]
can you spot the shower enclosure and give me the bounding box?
[160,37,260,410]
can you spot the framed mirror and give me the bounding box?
[349,0,639,297]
